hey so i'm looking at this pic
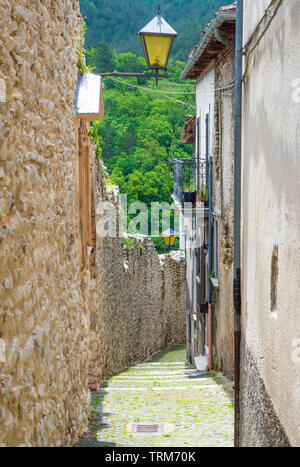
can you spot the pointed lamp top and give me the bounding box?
[138,5,177,71]
[138,5,177,37]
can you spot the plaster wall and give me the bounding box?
[240,0,300,446]
[196,66,215,159]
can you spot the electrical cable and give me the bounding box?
[243,0,283,81]
[104,76,196,94]
[103,76,195,108]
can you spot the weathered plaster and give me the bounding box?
[241,0,300,446]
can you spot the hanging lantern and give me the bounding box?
[162,228,176,248]
[138,5,178,71]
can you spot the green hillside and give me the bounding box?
[79,1,229,252]
[87,50,195,252]
[79,0,229,62]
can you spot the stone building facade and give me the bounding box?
[212,46,235,380]
[178,4,236,379]
[0,0,186,447]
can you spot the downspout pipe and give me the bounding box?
[208,156,213,371]
[233,0,243,448]
[184,230,190,363]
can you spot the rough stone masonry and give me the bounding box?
[0,0,186,447]
[0,0,91,447]
[89,172,186,389]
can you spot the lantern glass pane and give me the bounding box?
[163,237,169,247]
[143,35,173,68]
[141,36,149,67]
[163,235,176,247]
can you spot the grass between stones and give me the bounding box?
[77,346,234,448]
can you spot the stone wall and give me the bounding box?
[0,0,187,446]
[0,0,90,447]
[89,171,186,390]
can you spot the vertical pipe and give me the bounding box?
[208,304,213,370]
[208,157,213,301]
[197,117,200,193]
[234,0,243,448]
[208,156,213,371]
[205,114,209,187]
[184,230,190,363]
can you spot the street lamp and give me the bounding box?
[100,4,177,86]
[162,228,176,251]
[138,4,178,85]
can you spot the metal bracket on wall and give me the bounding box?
[215,27,235,50]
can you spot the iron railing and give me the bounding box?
[196,157,209,205]
[173,158,208,206]
[173,158,196,205]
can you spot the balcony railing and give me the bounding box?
[196,157,209,206]
[173,158,208,207]
[173,159,196,206]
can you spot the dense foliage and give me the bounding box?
[80,0,227,62]
[97,85,193,206]
[87,50,194,251]
[80,0,226,250]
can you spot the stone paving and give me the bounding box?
[77,346,234,447]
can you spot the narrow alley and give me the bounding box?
[77,347,234,447]
[1,0,299,449]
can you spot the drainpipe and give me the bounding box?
[208,156,213,371]
[233,0,243,448]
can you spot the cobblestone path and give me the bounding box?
[77,347,234,447]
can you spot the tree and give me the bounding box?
[86,42,115,73]
[87,48,194,251]
[80,0,227,61]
